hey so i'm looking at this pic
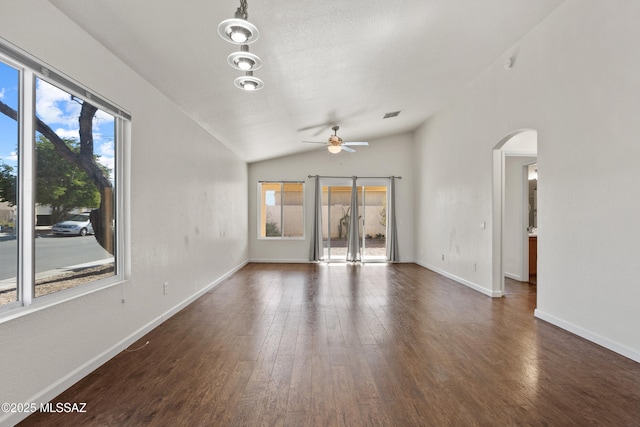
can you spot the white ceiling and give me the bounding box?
[50,0,564,163]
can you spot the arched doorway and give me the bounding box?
[492,130,537,296]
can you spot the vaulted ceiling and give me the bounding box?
[50,0,564,163]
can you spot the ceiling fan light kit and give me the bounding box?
[218,0,264,90]
[302,125,369,154]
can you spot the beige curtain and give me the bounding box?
[346,177,361,262]
[309,176,323,261]
[386,177,399,262]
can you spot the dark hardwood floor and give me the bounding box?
[504,277,536,295]
[20,263,640,426]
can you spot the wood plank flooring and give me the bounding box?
[20,263,640,426]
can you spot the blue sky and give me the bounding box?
[265,190,275,206]
[0,60,115,174]
[0,61,18,168]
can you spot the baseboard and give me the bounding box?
[1,260,249,427]
[504,271,524,281]
[415,261,502,297]
[534,309,640,364]
[247,259,415,264]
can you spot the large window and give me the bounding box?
[258,181,304,239]
[0,43,128,313]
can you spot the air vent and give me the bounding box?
[383,110,401,119]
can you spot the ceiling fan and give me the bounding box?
[302,126,369,154]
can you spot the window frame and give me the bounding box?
[0,40,130,320]
[257,180,305,240]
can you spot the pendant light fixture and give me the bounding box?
[234,71,264,91]
[217,0,259,45]
[227,45,262,71]
[218,0,264,90]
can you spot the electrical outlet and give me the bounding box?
[163,282,168,295]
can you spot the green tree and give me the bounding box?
[265,221,281,237]
[1,98,115,254]
[0,163,17,205]
[35,135,102,224]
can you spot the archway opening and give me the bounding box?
[492,130,537,296]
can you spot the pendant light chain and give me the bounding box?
[239,0,248,15]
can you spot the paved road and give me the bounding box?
[0,234,112,280]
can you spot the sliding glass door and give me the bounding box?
[321,181,387,261]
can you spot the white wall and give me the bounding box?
[249,133,414,263]
[414,0,640,361]
[0,2,248,425]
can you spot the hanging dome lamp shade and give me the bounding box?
[227,45,262,71]
[234,71,264,91]
[217,1,259,45]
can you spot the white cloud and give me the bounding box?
[98,155,114,173]
[36,80,80,127]
[54,127,79,139]
[97,140,115,173]
[36,79,115,146]
[0,87,5,99]
[98,140,114,157]
[0,151,18,166]
[95,109,114,125]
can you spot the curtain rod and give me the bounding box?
[258,180,305,183]
[307,175,402,179]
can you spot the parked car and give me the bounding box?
[52,213,94,236]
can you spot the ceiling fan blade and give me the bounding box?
[297,123,326,132]
[343,141,369,146]
[297,123,332,137]
[298,111,341,136]
[302,140,328,145]
[341,146,356,153]
[312,126,332,136]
